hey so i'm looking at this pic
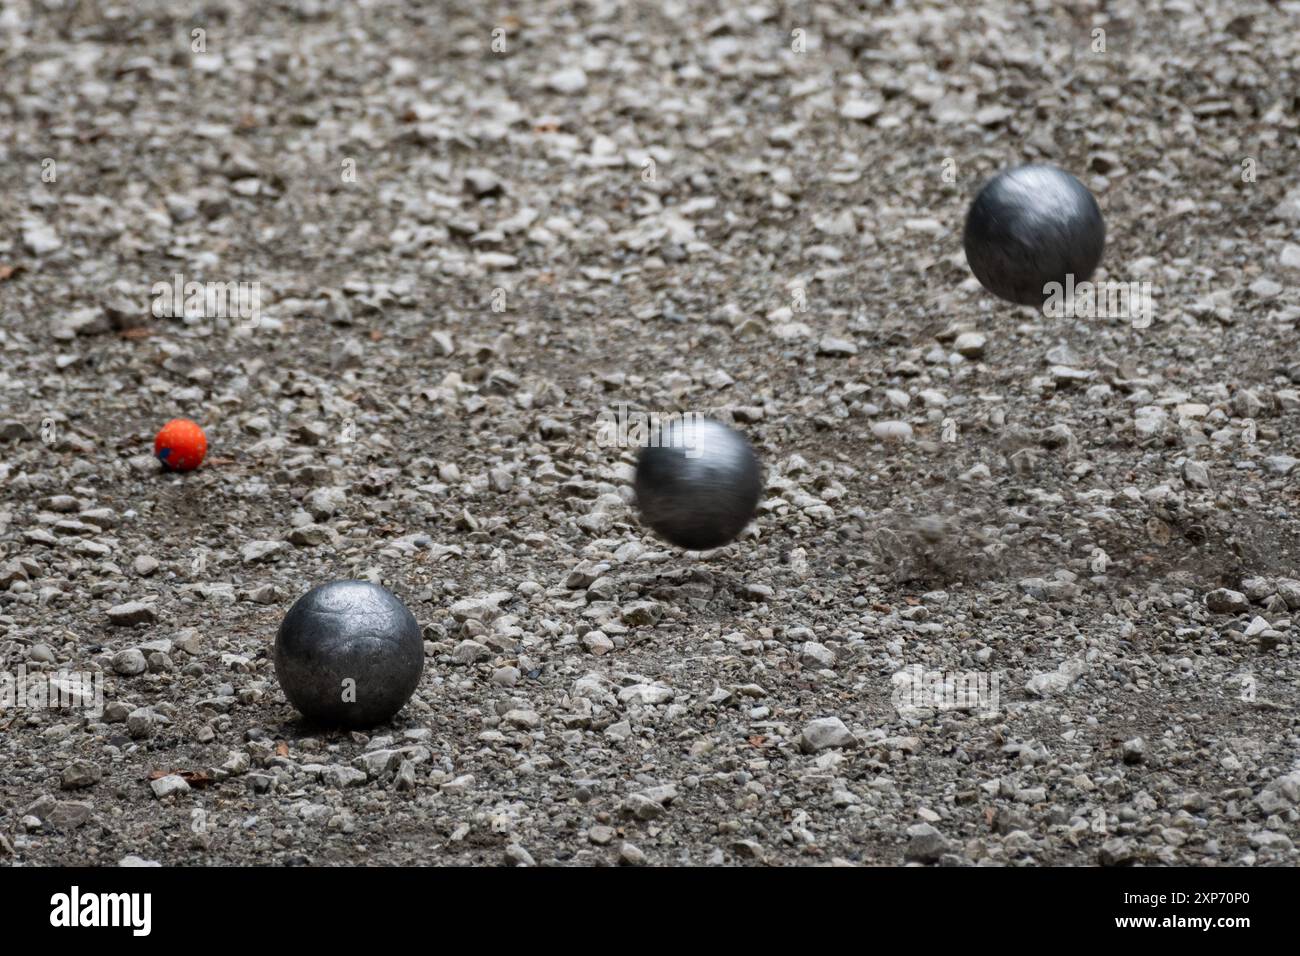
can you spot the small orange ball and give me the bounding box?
[154,418,207,472]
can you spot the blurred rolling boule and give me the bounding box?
[963,164,1105,307]
[634,417,763,551]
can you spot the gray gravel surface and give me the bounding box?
[1,0,1299,866]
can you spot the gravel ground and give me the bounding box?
[2,0,1300,867]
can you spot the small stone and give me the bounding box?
[240,584,281,605]
[505,843,536,866]
[0,421,32,441]
[61,761,102,790]
[125,454,160,475]
[1182,460,1210,488]
[463,168,502,197]
[1248,831,1293,851]
[304,486,348,519]
[150,774,191,799]
[127,708,156,739]
[1263,456,1298,476]
[617,683,674,706]
[1205,589,1248,614]
[112,648,148,676]
[451,640,490,665]
[620,601,663,626]
[905,823,949,863]
[799,642,835,669]
[620,794,666,821]
[589,825,615,845]
[1121,737,1146,764]
[23,219,62,256]
[1099,838,1137,866]
[355,749,403,777]
[619,842,647,866]
[395,760,418,792]
[503,709,541,730]
[1133,406,1167,439]
[220,751,250,775]
[321,765,367,789]
[173,630,203,655]
[288,524,337,547]
[1250,277,1282,298]
[47,801,94,828]
[799,717,856,753]
[1276,579,1300,610]
[871,421,913,442]
[771,321,812,342]
[29,643,56,664]
[241,540,289,564]
[547,67,588,94]
[439,775,475,796]
[818,336,857,357]
[582,630,614,655]
[839,97,882,121]
[449,593,511,622]
[107,602,156,627]
[953,332,987,358]
[565,560,607,590]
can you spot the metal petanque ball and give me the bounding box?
[634,417,763,551]
[963,164,1105,307]
[274,580,424,728]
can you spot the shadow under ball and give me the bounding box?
[963,164,1105,307]
[274,580,424,728]
[634,418,763,551]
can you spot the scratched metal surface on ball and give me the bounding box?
[634,418,763,551]
[274,580,424,728]
[963,164,1105,307]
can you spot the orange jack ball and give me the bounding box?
[154,418,207,472]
